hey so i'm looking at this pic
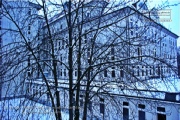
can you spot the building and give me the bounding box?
[0,0,41,99]
[1,0,179,120]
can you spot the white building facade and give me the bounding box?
[0,0,41,98]
[5,0,178,120]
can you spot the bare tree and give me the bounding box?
[0,0,179,120]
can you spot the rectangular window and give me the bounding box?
[157,113,166,120]
[60,24,62,29]
[80,95,83,107]
[130,20,133,28]
[84,30,87,39]
[100,98,104,114]
[104,70,107,77]
[157,107,165,112]
[138,47,142,61]
[120,69,124,77]
[142,66,144,76]
[112,70,115,77]
[111,47,114,55]
[87,48,90,57]
[60,69,62,76]
[138,104,145,109]
[137,66,140,76]
[111,56,115,60]
[120,66,124,77]
[123,108,129,120]
[139,111,145,120]
[131,31,133,35]
[146,66,148,76]
[28,9,31,15]
[123,102,129,106]
[60,55,62,65]
[64,69,66,76]
[88,101,92,111]
[75,69,77,77]
[73,94,76,106]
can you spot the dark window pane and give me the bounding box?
[123,108,129,120]
[104,70,107,77]
[157,107,165,112]
[112,70,115,77]
[157,113,166,120]
[138,104,145,109]
[139,111,145,120]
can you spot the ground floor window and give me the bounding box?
[123,108,129,120]
[139,111,145,120]
[157,113,166,120]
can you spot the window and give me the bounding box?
[138,47,142,61]
[87,48,90,57]
[154,48,156,57]
[60,69,62,76]
[157,107,165,112]
[123,102,129,120]
[47,93,50,100]
[60,24,62,29]
[112,70,115,77]
[84,30,87,39]
[123,102,129,106]
[157,107,166,120]
[137,66,140,76]
[135,24,138,30]
[100,98,104,114]
[123,108,129,120]
[86,11,90,18]
[111,47,114,55]
[112,67,115,77]
[138,104,145,120]
[157,113,166,120]
[111,56,115,60]
[28,9,31,15]
[27,69,31,77]
[131,31,133,35]
[157,66,160,76]
[136,32,138,37]
[75,69,77,77]
[62,40,65,49]
[139,111,145,120]
[120,67,124,77]
[104,70,107,77]
[138,104,145,109]
[64,69,66,76]
[142,66,144,76]
[80,95,83,107]
[28,24,31,34]
[146,66,148,76]
[60,54,62,65]
[130,19,133,28]
[88,101,92,111]
[144,36,147,40]
[73,94,76,106]
[58,41,61,50]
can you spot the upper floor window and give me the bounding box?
[104,69,107,77]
